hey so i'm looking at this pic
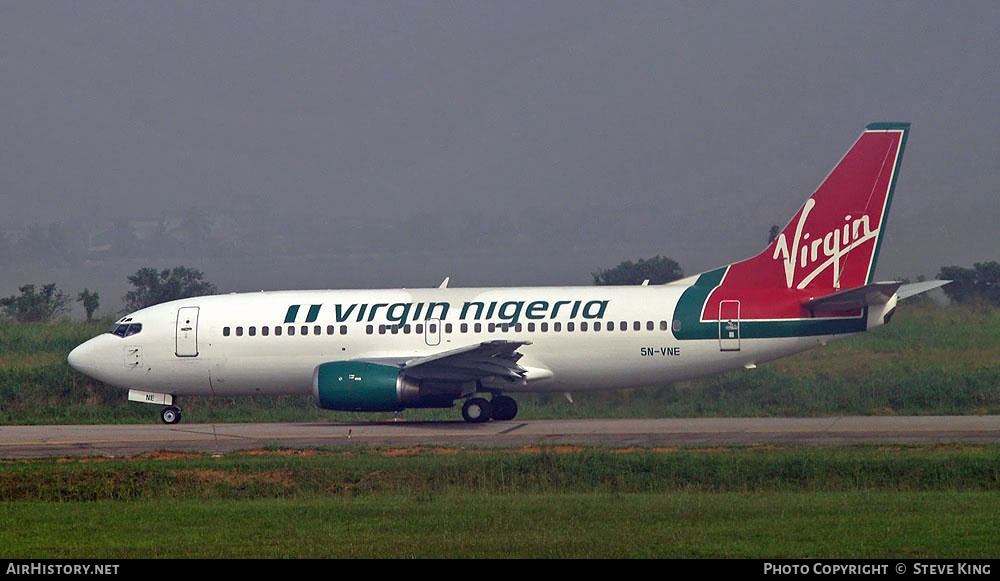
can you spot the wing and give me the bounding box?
[359,340,536,384]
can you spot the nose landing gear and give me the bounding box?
[128,390,182,425]
[160,405,182,425]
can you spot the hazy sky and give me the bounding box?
[2,1,998,307]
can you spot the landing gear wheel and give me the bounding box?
[490,395,518,421]
[160,406,182,425]
[462,397,492,423]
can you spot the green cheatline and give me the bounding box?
[671,267,867,340]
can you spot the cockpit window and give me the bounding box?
[108,323,143,338]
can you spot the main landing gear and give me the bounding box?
[461,394,518,423]
[160,405,182,425]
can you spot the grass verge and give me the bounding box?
[3,491,998,558]
[0,446,998,558]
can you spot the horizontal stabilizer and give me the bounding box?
[897,280,950,300]
[803,282,901,312]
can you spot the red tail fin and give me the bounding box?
[699,123,909,321]
[730,123,908,290]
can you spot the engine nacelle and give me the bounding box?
[312,361,460,411]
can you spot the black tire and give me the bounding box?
[462,397,492,423]
[160,406,182,425]
[490,395,518,421]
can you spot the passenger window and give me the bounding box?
[660,321,668,331]
[647,321,654,331]
[327,325,335,335]
[366,325,373,335]
[275,326,282,336]
[541,323,548,332]
[288,326,295,336]
[223,327,231,337]
[341,325,348,335]
[581,322,588,331]
[445,323,453,333]
[553,322,561,332]
[404,324,412,334]
[301,325,308,335]
[474,323,481,333]
[633,321,641,331]
[461,323,468,333]
[621,322,628,331]
[236,327,244,337]
[249,327,256,336]
[594,322,602,331]
[528,323,535,332]
[416,324,424,334]
[314,325,321,335]
[567,322,575,332]
[262,326,269,336]
[515,323,523,332]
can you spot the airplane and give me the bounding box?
[68,122,948,424]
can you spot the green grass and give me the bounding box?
[1,446,998,558]
[1,303,999,424]
[1,446,998,499]
[3,492,998,558]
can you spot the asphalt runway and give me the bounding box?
[1,416,998,458]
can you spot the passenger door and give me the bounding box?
[718,300,741,352]
[175,307,200,357]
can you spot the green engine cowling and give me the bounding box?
[313,361,461,411]
[312,362,410,411]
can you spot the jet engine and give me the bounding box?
[311,361,459,411]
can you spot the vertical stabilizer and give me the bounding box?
[681,123,910,326]
[731,123,909,292]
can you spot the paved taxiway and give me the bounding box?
[1,416,998,457]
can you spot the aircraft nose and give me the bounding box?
[67,338,101,375]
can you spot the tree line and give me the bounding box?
[2,258,997,324]
[0,267,216,323]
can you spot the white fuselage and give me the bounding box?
[68,282,861,399]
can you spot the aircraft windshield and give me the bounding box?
[107,322,142,338]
